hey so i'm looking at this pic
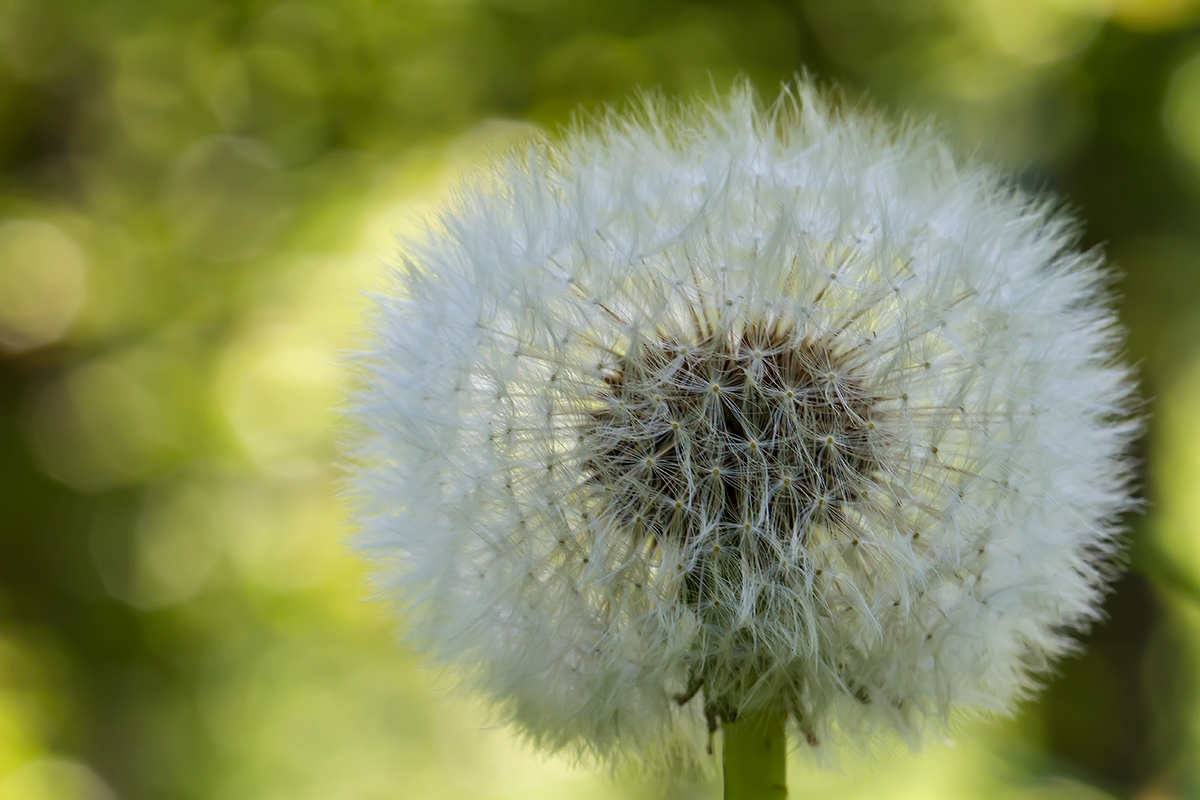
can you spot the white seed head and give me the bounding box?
[345,83,1137,766]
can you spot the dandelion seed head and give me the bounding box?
[345,81,1138,767]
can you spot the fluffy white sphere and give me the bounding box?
[347,84,1136,765]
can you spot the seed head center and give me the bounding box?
[585,318,881,549]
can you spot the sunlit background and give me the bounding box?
[2,0,1200,797]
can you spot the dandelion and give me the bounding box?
[345,83,1137,796]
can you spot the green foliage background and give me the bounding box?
[2,1,1200,797]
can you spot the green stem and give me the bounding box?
[721,710,788,800]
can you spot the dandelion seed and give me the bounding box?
[345,82,1137,773]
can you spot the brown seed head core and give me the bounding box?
[585,317,882,560]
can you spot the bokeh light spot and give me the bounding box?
[0,221,87,353]
[0,759,115,800]
[130,478,223,609]
[973,0,1104,66]
[1111,0,1200,29]
[217,324,339,472]
[1152,349,1200,587]
[24,350,181,490]
[163,137,290,263]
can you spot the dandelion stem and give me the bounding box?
[722,710,788,800]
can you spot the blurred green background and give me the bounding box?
[2,0,1200,798]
